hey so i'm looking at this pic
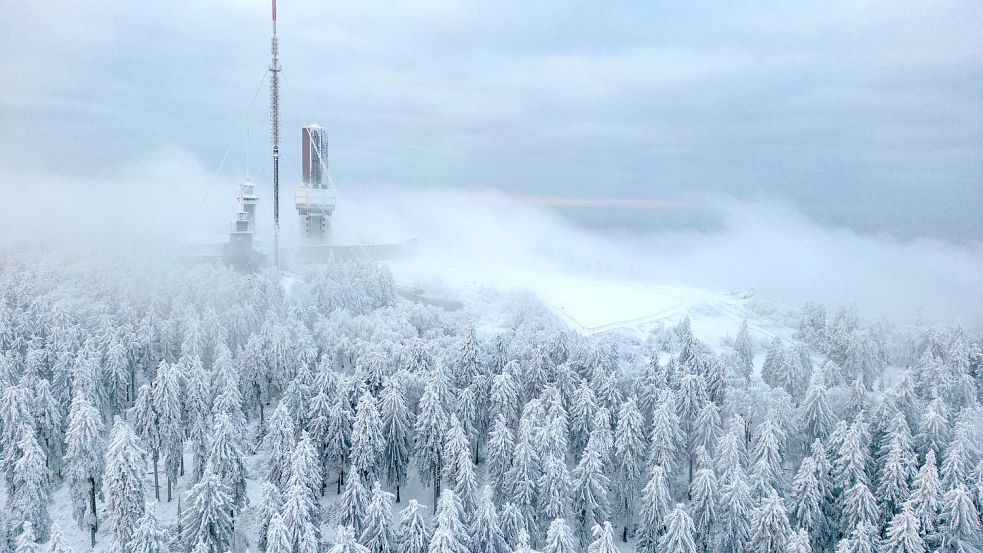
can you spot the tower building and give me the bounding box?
[223,167,262,271]
[295,123,337,244]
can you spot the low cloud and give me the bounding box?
[2,153,981,329]
[336,186,983,328]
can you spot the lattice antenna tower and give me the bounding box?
[269,0,282,268]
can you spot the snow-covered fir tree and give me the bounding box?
[571,431,611,546]
[104,417,146,553]
[748,490,791,553]
[634,464,671,553]
[693,402,722,459]
[543,518,576,553]
[907,450,943,545]
[587,522,618,553]
[379,378,413,502]
[338,471,371,535]
[505,418,541,542]
[12,429,51,541]
[841,481,880,536]
[396,500,431,553]
[45,524,74,553]
[265,512,292,553]
[470,486,509,553]
[486,415,514,503]
[499,502,525,550]
[351,392,385,483]
[916,398,950,464]
[330,525,370,553]
[689,449,719,552]
[938,484,981,553]
[206,411,248,514]
[415,370,449,511]
[844,522,880,553]
[283,434,322,549]
[749,412,786,496]
[360,482,396,553]
[14,521,36,553]
[613,396,646,541]
[180,463,234,553]
[152,357,183,502]
[648,391,682,476]
[63,394,105,546]
[264,402,297,491]
[257,482,284,552]
[658,504,697,553]
[429,490,468,553]
[877,414,916,519]
[786,529,812,553]
[32,379,64,480]
[789,455,827,547]
[881,505,926,553]
[940,414,976,491]
[442,416,478,514]
[326,394,354,494]
[733,321,755,384]
[800,380,836,443]
[718,465,753,553]
[131,508,174,553]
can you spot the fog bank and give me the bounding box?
[2,153,981,328]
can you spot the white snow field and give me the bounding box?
[388,259,798,345]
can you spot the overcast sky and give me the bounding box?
[2,0,981,241]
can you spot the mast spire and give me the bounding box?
[269,0,281,269]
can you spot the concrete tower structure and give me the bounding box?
[295,123,337,244]
[223,131,263,271]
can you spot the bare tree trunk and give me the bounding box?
[688,456,694,499]
[433,468,441,513]
[89,477,98,547]
[129,367,136,408]
[395,483,401,504]
[176,496,183,536]
[153,451,160,501]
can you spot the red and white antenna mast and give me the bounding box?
[269,0,282,269]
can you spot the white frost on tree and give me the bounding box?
[470,486,509,553]
[12,429,50,541]
[360,482,396,553]
[395,500,431,553]
[67,394,107,545]
[747,490,789,553]
[658,504,697,553]
[104,417,146,553]
[351,392,385,483]
[330,525,370,553]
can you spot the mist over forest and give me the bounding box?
[2,1,983,553]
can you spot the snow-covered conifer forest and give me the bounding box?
[0,249,981,553]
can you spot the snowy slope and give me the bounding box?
[387,259,799,347]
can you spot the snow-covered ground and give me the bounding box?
[388,258,798,346]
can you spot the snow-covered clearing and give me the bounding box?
[388,259,797,346]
